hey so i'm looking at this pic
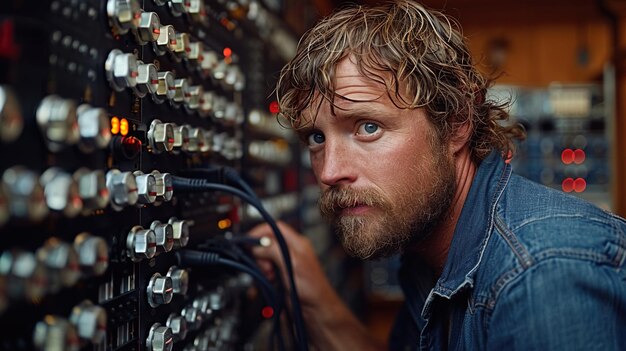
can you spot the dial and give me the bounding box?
[147,273,174,307]
[36,95,79,152]
[105,169,138,210]
[73,233,109,276]
[105,49,139,92]
[126,225,157,261]
[76,104,111,153]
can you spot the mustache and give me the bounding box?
[319,187,389,217]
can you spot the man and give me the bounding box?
[249,1,626,350]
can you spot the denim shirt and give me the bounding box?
[389,151,626,351]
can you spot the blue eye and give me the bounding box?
[307,132,325,146]
[358,122,380,135]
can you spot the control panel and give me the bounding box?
[0,1,303,350]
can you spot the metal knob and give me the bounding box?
[0,250,48,300]
[2,166,48,221]
[73,168,109,212]
[105,49,138,92]
[136,11,161,45]
[73,233,109,276]
[151,170,173,203]
[147,323,174,351]
[147,119,175,153]
[134,61,159,98]
[166,313,188,342]
[172,78,190,107]
[186,85,202,112]
[133,171,157,205]
[185,0,207,23]
[40,167,83,218]
[172,124,190,153]
[186,127,205,153]
[199,91,215,117]
[70,300,107,344]
[212,95,228,120]
[168,0,186,17]
[150,220,174,254]
[167,266,189,295]
[181,306,202,331]
[153,24,176,56]
[33,316,80,351]
[147,273,173,307]
[155,71,176,103]
[172,32,190,61]
[168,217,190,249]
[105,169,138,211]
[126,225,157,262]
[106,0,141,34]
[200,50,219,76]
[0,85,23,143]
[36,238,81,290]
[76,104,111,153]
[36,95,79,152]
[186,41,203,65]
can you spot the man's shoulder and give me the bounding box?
[473,173,626,301]
[497,173,625,239]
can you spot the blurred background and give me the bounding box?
[0,0,624,349]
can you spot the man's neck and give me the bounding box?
[413,147,477,275]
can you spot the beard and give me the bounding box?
[318,145,456,260]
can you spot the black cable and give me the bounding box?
[173,176,309,351]
[176,250,277,309]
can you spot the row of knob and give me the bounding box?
[147,119,243,160]
[248,139,294,165]
[144,285,228,351]
[107,0,247,91]
[0,233,108,309]
[1,167,108,224]
[0,167,172,223]
[106,169,173,211]
[105,49,245,118]
[33,300,107,351]
[108,0,207,35]
[125,218,191,261]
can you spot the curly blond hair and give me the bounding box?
[276,0,525,162]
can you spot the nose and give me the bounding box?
[315,139,357,187]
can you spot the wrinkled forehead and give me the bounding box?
[296,56,400,128]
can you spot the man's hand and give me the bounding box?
[247,221,386,351]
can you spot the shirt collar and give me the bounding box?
[432,150,511,298]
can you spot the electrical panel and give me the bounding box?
[0,0,304,350]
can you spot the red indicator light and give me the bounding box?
[261,306,274,319]
[121,136,142,159]
[269,101,280,114]
[223,47,232,58]
[561,178,574,192]
[574,178,587,193]
[573,149,585,164]
[561,149,574,164]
